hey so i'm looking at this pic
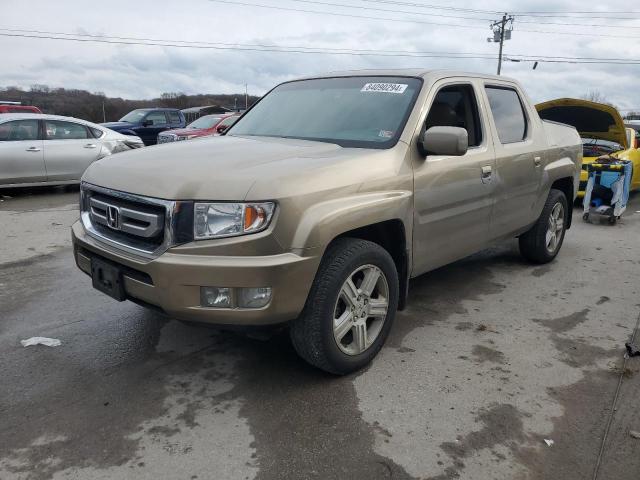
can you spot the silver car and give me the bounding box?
[0,113,144,188]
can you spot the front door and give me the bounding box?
[412,80,497,275]
[138,111,169,145]
[0,119,46,185]
[43,119,100,181]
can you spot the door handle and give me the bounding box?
[481,165,492,183]
[534,156,542,167]
[84,144,97,149]
[26,146,41,152]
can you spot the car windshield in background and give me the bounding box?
[582,137,623,157]
[228,76,422,148]
[119,110,147,122]
[188,116,222,129]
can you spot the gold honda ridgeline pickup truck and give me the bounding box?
[72,70,582,374]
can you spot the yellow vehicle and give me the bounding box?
[536,98,640,196]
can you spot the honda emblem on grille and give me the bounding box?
[106,205,121,230]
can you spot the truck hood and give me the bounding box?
[536,98,628,149]
[82,135,382,201]
[101,121,135,130]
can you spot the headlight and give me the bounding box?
[194,202,275,239]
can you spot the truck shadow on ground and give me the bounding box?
[2,236,615,480]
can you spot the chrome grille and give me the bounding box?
[80,184,177,258]
[157,133,176,144]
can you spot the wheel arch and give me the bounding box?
[330,219,409,311]
[550,177,574,229]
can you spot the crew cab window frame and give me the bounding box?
[422,82,485,150]
[414,79,489,155]
[483,85,530,145]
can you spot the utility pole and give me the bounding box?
[488,14,514,75]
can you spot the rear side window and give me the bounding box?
[89,127,104,138]
[0,120,40,141]
[168,111,181,124]
[425,84,483,147]
[485,86,527,144]
[45,120,90,140]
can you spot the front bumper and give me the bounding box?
[72,221,320,325]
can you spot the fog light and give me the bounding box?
[200,287,231,308]
[238,287,272,308]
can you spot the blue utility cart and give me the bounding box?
[583,160,633,225]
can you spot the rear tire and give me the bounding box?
[290,238,399,375]
[519,188,568,264]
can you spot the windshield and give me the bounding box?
[119,110,147,122]
[188,115,223,129]
[582,137,623,157]
[228,76,422,148]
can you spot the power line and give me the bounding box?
[4,29,640,65]
[357,0,640,19]
[208,0,640,39]
[281,0,495,21]
[279,0,640,29]
[208,0,488,29]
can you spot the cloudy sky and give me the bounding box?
[2,0,639,111]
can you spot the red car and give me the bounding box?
[0,104,42,114]
[157,113,239,144]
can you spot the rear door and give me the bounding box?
[167,110,183,129]
[412,79,497,274]
[0,119,46,185]
[43,119,101,181]
[482,84,543,240]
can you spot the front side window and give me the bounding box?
[485,86,527,144]
[119,110,147,122]
[425,84,482,147]
[188,115,223,129]
[0,120,39,141]
[228,76,423,148]
[145,111,168,126]
[45,120,90,140]
[218,116,239,128]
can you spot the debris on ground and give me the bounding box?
[544,439,554,447]
[625,342,640,357]
[476,324,500,334]
[609,363,634,377]
[630,431,640,439]
[20,337,61,347]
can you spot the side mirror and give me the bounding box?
[142,120,153,127]
[420,126,468,156]
[217,125,228,134]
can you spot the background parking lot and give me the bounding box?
[1,188,639,480]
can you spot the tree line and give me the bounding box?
[0,85,260,123]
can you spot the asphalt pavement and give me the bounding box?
[0,186,639,480]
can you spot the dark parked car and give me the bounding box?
[101,108,185,146]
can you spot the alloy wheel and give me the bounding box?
[333,264,389,355]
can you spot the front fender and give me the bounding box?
[290,190,413,250]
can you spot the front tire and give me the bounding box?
[290,238,399,375]
[519,188,568,264]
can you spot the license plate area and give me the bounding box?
[91,258,126,301]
